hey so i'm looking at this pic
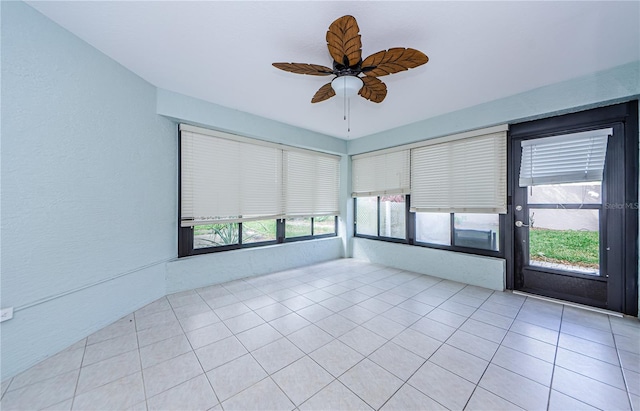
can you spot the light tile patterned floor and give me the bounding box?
[2,259,639,410]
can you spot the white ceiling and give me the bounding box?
[27,1,639,140]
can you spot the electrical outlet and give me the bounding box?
[0,307,14,322]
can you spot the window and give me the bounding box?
[285,217,311,238]
[352,150,410,196]
[193,220,279,249]
[314,216,337,235]
[355,195,407,240]
[518,129,611,274]
[454,213,499,251]
[519,129,611,186]
[411,131,507,213]
[415,212,450,245]
[352,125,507,257]
[179,125,339,256]
[380,195,406,239]
[355,196,378,236]
[194,223,240,249]
[356,197,503,255]
[243,220,278,244]
[285,216,339,240]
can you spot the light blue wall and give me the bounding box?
[352,238,505,291]
[348,61,640,155]
[156,90,351,289]
[157,89,347,155]
[1,2,351,380]
[2,0,639,382]
[347,61,639,314]
[0,2,176,379]
[167,238,343,293]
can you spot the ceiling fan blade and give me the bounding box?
[311,82,336,103]
[272,62,334,76]
[358,76,387,103]
[326,15,362,67]
[362,48,428,77]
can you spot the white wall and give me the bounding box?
[0,1,177,379]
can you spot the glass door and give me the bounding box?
[512,129,610,308]
[509,102,638,315]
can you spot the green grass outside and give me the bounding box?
[194,217,335,246]
[529,228,599,268]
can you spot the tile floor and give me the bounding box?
[2,259,639,410]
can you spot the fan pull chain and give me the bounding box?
[343,80,347,121]
[348,98,351,133]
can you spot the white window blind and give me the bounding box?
[519,128,611,187]
[352,150,410,197]
[411,131,507,214]
[181,129,283,226]
[180,124,340,227]
[283,149,341,218]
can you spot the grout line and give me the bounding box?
[133,316,150,411]
[68,338,87,411]
[545,304,564,411]
[609,315,637,411]
[6,261,636,410]
[463,290,548,409]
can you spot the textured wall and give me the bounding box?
[2,1,638,383]
[156,89,347,155]
[348,61,640,155]
[352,238,506,291]
[166,238,344,293]
[1,2,176,379]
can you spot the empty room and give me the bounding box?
[1,1,639,410]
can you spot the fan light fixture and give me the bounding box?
[331,75,363,98]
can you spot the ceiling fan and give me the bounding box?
[273,15,428,104]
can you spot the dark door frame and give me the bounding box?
[506,101,638,315]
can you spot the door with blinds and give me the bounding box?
[509,102,638,315]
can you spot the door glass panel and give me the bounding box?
[528,208,600,275]
[528,182,601,204]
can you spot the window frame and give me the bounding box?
[284,216,339,243]
[180,217,338,256]
[354,195,410,244]
[177,127,338,258]
[354,195,505,258]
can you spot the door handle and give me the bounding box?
[515,220,529,228]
